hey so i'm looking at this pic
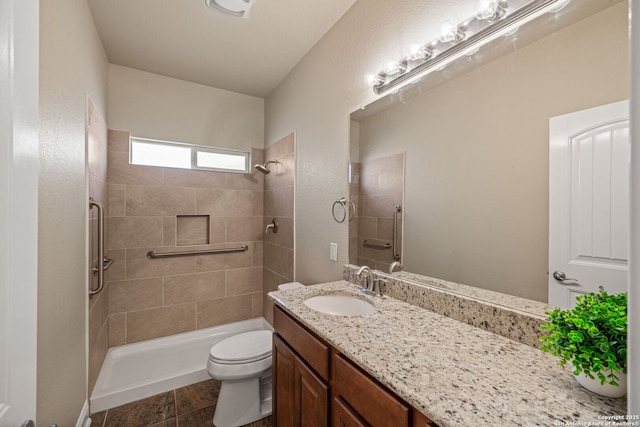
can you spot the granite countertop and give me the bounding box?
[269,280,628,427]
[387,270,553,317]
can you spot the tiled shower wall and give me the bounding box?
[106,130,265,345]
[262,133,295,324]
[87,99,110,393]
[351,152,404,272]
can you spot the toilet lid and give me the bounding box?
[209,330,272,364]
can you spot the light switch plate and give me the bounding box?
[329,243,338,261]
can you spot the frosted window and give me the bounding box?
[197,151,247,171]
[129,137,249,173]
[130,140,191,169]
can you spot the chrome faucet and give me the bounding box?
[371,277,386,297]
[389,261,403,274]
[356,266,384,297]
[356,265,373,292]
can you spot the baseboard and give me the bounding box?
[76,400,91,427]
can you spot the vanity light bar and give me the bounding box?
[370,0,570,95]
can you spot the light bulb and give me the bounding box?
[547,0,570,13]
[474,0,506,21]
[434,63,447,72]
[502,25,519,37]
[365,74,385,87]
[465,47,480,56]
[407,44,434,61]
[438,21,466,43]
[407,44,422,60]
[383,60,408,76]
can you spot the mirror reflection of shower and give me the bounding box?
[254,160,279,174]
[348,151,404,272]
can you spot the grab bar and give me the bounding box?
[393,205,402,261]
[363,240,392,250]
[100,257,115,271]
[89,198,111,297]
[147,245,249,259]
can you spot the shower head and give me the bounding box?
[254,160,278,174]
[255,164,271,174]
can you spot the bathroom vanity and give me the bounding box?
[273,305,434,426]
[269,279,627,427]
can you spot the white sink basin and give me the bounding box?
[304,294,375,316]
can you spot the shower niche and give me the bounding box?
[176,214,211,246]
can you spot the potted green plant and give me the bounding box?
[540,286,627,398]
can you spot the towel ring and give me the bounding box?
[332,197,356,223]
[347,199,356,222]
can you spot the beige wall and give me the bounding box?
[39,0,108,424]
[108,65,264,151]
[87,99,110,399]
[262,133,296,324]
[105,130,265,345]
[355,3,628,302]
[265,0,476,284]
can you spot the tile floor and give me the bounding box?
[90,379,272,427]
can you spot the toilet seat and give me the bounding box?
[209,330,272,365]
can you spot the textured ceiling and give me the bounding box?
[88,0,357,97]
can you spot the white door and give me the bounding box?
[549,100,629,308]
[0,0,39,425]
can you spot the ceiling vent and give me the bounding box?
[205,0,253,17]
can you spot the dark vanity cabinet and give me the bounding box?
[273,306,438,427]
[273,307,330,427]
[273,336,329,427]
[333,352,410,426]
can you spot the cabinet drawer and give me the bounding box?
[413,409,439,427]
[274,306,330,381]
[333,397,367,427]
[334,353,410,427]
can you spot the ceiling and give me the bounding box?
[88,0,357,98]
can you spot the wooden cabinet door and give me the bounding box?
[274,334,297,427]
[333,397,368,427]
[274,334,329,427]
[297,356,329,427]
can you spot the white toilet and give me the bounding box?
[207,329,273,427]
[206,283,303,426]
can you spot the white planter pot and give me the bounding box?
[576,371,627,398]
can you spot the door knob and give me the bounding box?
[552,271,579,283]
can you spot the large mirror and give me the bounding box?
[348,150,405,270]
[349,0,629,303]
